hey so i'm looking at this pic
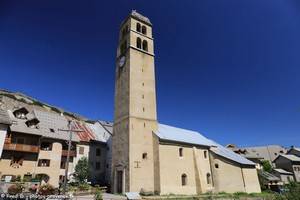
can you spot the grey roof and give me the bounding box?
[0,109,12,125]
[278,154,300,162]
[98,120,113,135]
[10,109,80,142]
[130,10,152,25]
[231,145,287,163]
[155,124,255,166]
[259,171,281,181]
[85,121,111,143]
[289,147,300,152]
[274,168,293,175]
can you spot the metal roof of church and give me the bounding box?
[155,123,255,166]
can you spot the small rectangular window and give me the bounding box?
[79,147,84,155]
[40,142,52,151]
[179,148,183,157]
[142,153,148,159]
[96,148,101,156]
[204,151,207,159]
[38,159,50,167]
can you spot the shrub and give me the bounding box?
[38,184,55,195]
[78,183,90,191]
[94,186,103,200]
[233,192,247,197]
[275,182,300,200]
[7,183,24,195]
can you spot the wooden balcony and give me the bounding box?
[4,137,11,144]
[61,150,76,157]
[3,143,39,153]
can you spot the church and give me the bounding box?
[111,11,261,195]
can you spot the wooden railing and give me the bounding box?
[4,137,11,144]
[61,150,76,157]
[3,143,39,153]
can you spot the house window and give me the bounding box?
[40,142,52,151]
[13,108,28,119]
[142,40,148,51]
[136,37,141,49]
[142,153,148,159]
[79,147,84,155]
[38,159,50,167]
[10,156,24,167]
[60,161,66,169]
[25,118,40,129]
[142,26,147,35]
[215,163,219,169]
[49,128,55,133]
[206,173,211,184]
[96,162,101,170]
[96,148,101,156]
[136,23,141,32]
[204,151,207,159]
[179,148,183,157]
[23,174,32,182]
[143,107,145,112]
[59,175,65,182]
[181,174,187,186]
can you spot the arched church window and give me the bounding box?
[181,174,187,186]
[142,40,148,51]
[206,173,211,184]
[136,23,141,32]
[136,37,142,49]
[142,26,147,35]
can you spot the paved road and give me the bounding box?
[73,193,126,200]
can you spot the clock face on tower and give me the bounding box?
[119,56,126,68]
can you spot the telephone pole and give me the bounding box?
[59,119,83,194]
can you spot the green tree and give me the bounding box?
[75,157,90,183]
[275,182,300,200]
[261,160,272,173]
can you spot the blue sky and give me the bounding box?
[1,0,299,147]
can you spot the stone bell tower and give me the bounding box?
[112,11,159,193]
